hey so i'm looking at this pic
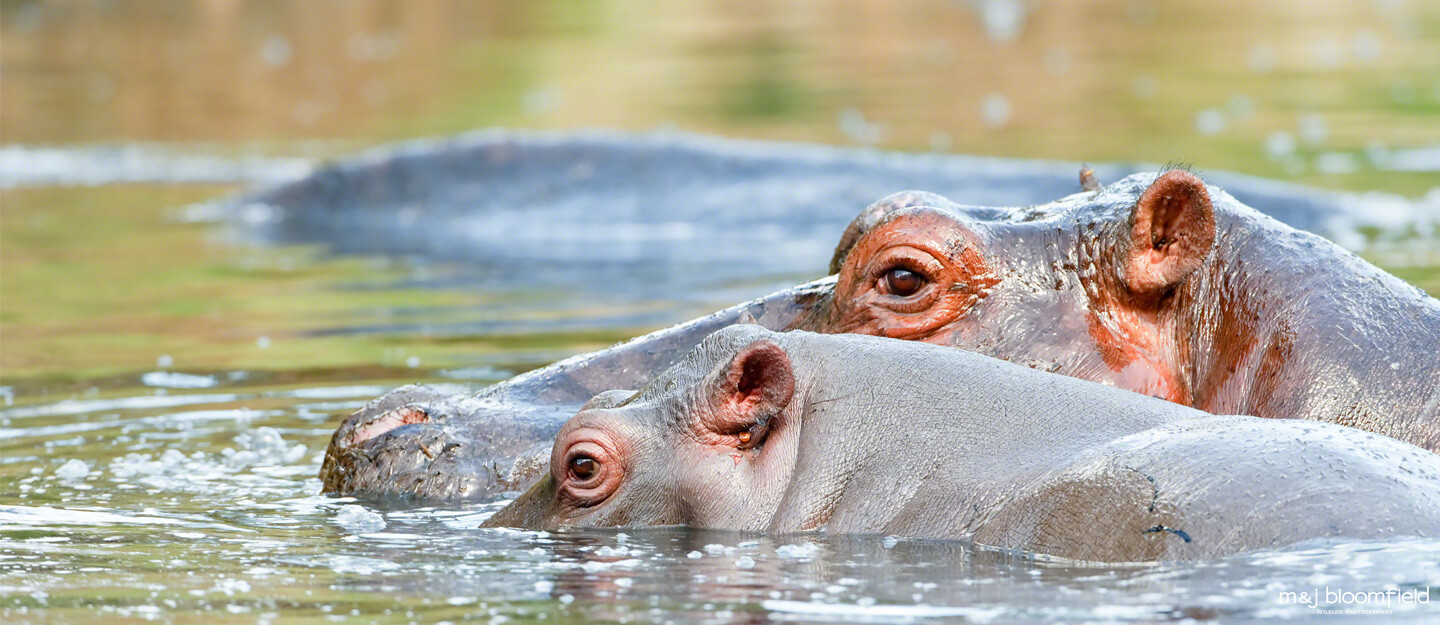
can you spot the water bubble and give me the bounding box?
[925,39,954,68]
[1132,75,1158,100]
[405,356,421,369]
[55,459,90,480]
[838,108,885,146]
[687,550,703,559]
[142,371,218,389]
[1364,140,1389,167]
[1228,95,1255,119]
[260,35,292,68]
[346,33,379,61]
[157,354,174,368]
[523,88,563,116]
[1316,152,1360,175]
[975,0,1027,43]
[981,93,1011,129]
[1195,109,1227,136]
[88,76,114,103]
[1299,114,1328,145]
[256,336,271,349]
[1044,47,1072,76]
[1249,43,1277,73]
[775,542,820,559]
[1353,30,1382,63]
[928,131,953,153]
[1311,40,1344,68]
[735,556,756,569]
[1266,131,1296,159]
[334,504,387,534]
[362,80,390,108]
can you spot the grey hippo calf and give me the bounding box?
[485,325,1440,563]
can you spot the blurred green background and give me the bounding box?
[3,0,1438,385]
[5,0,1439,190]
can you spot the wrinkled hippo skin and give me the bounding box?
[320,279,833,500]
[806,169,1440,449]
[485,326,1440,562]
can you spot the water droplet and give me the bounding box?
[260,35,292,68]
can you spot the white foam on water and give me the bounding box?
[333,505,387,534]
[762,599,1006,621]
[142,371,219,389]
[0,505,182,528]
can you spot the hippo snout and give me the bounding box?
[319,385,560,502]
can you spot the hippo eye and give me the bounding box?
[737,431,752,444]
[882,267,926,297]
[569,455,598,480]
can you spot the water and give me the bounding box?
[4,155,1439,622]
[4,1,1440,622]
[3,380,1439,623]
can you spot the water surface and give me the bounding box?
[4,1,1440,622]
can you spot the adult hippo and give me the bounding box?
[483,325,1440,563]
[808,169,1440,447]
[322,165,1439,502]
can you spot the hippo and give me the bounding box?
[483,325,1440,563]
[322,168,1440,502]
[805,169,1440,449]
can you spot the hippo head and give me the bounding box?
[807,169,1217,404]
[483,325,801,531]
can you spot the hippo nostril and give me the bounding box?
[345,406,429,447]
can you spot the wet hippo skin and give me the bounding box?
[484,326,1440,563]
[320,279,835,500]
[802,169,1440,450]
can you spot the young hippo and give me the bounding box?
[484,326,1440,562]
[804,170,1440,450]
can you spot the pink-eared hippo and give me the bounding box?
[484,325,1440,563]
[799,169,1440,449]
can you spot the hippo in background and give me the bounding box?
[806,169,1440,449]
[322,167,1440,502]
[484,325,1440,563]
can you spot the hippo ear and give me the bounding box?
[714,339,796,429]
[1122,170,1216,298]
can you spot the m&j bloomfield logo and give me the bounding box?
[1278,587,1431,612]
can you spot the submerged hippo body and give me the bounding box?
[803,169,1440,449]
[485,326,1440,563]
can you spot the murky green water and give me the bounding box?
[4,0,1440,623]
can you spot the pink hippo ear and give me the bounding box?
[1123,170,1216,299]
[711,340,795,440]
